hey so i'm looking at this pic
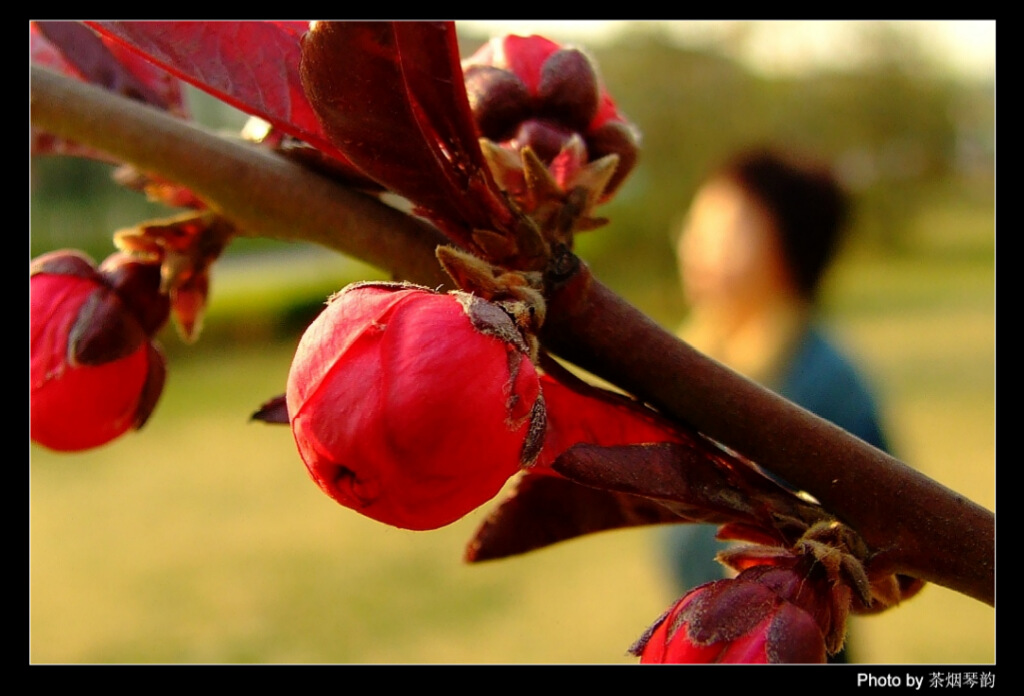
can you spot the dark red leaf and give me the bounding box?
[553,441,829,547]
[300,21,518,247]
[251,394,289,424]
[465,471,679,562]
[85,21,354,166]
[390,22,488,178]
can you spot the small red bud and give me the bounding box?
[631,563,831,664]
[30,250,167,452]
[464,64,532,142]
[537,48,600,133]
[286,282,545,531]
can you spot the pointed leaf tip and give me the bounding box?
[252,394,289,424]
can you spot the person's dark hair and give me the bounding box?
[716,148,850,300]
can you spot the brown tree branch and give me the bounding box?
[30,66,994,605]
[541,268,994,605]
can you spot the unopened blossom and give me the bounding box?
[631,562,832,663]
[30,250,167,452]
[286,282,546,531]
[463,34,640,219]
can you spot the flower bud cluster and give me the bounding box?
[462,35,640,212]
[30,250,168,452]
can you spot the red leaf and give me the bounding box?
[465,471,679,562]
[85,21,353,166]
[464,431,828,560]
[552,440,828,548]
[390,22,489,179]
[300,21,518,246]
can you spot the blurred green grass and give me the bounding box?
[29,198,994,664]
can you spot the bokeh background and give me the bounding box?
[30,20,995,663]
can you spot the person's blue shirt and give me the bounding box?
[777,326,889,453]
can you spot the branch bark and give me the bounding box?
[30,66,994,606]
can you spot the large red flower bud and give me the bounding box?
[463,34,640,202]
[30,250,168,452]
[630,563,829,664]
[286,282,546,531]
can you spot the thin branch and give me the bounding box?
[30,66,994,605]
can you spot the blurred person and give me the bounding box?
[662,147,891,662]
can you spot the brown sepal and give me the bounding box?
[99,253,171,337]
[169,269,209,343]
[440,247,547,338]
[438,246,504,300]
[470,228,520,264]
[133,341,166,429]
[114,211,234,343]
[68,287,147,366]
[852,574,927,615]
[112,165,208,210]
[717,543,795,573]
[453,288,530,354]
[519,396,547,467]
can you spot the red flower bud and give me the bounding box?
[631,564,829,664]
[30,250,167,452]
[286,282,545,531]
